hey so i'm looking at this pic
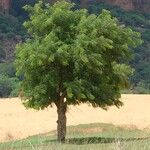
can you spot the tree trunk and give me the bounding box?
[56,96,67,143]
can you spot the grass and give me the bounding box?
[1,123,150,150]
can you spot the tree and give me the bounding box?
[15,1,142,142]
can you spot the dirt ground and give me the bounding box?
[0,94,150,142]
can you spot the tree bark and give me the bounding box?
[56,96,67,143]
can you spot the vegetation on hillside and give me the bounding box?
[0,13,24,97]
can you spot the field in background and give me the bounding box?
[0,94,150,143]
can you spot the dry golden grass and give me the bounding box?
[0,94,150,142]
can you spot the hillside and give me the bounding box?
[0,0,11,13]
[0,0,149,97]
[0,0,150,13]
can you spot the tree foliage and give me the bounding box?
[15,1,142,109]
[89,2,150,93]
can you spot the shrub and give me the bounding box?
[0,63,16,77]
[0,74,20,98]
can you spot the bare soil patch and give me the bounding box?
[0,94,150,142]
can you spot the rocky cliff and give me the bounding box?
[0,0,11,13]
[96,0,150,12]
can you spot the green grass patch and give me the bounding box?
[1,123,150,150]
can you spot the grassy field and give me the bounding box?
[1,95,150,149]
[1,123,150,150]
[1,95,150,142]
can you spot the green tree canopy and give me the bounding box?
[15,1,142,142]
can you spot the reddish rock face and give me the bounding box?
[0,0,11,13]
[82,0,150,13]
[133,0,150,13]
[104,0,134,10]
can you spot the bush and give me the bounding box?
[133,81,150,94]
[0,14,25,37]
[0,74,12,97]
[10,78,21,97]
[0,74,20,98]
[0,63,22,97]
[0,63,16,77]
